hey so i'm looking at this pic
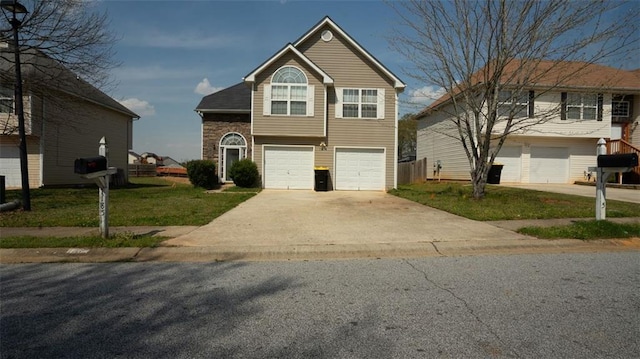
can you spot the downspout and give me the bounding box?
[38,95,44,187]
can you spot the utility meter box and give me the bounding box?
[74,156,107,174]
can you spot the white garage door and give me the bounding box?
[335,148,385,191]
[263,146,314,189]
[530,147,569,183]
[0,144,22,188]
[495,146,522,183]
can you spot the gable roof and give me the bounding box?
[424,59,640,113]
[195,82,251,113]
[244,44,334,85]
[294,16,405,90]
[0,46,139,119]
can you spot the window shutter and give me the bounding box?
[377,88,385,119]
[306,85,314,117]
[597,93,603,121]
[528,90,535,118]
[335,87,343,118]
[560,92,567,120]
[263,84,271,116]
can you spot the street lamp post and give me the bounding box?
[1,0,30,211]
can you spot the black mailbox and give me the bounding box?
[74,156,107,174]
[597,153,639,168]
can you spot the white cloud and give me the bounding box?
[407,86,447,107]
[123,27,245,50]
[119,98,155,117]
[194,78,223,95]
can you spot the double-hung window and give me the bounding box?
[0,86,13,114]
[336,88,385,119]
[263,66,314,116]
[497,90,532,118]
[561,92,603,121]
[567,93,597,120]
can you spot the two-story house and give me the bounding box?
[416,60,640,184]
[196,16,405,190]
[1,46,139,189]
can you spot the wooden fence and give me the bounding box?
[397,158,428,185]
[128,164,157,177]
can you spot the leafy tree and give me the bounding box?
[390,0,638,199]
[398,113,417,159]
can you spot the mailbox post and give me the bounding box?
[74,137,117,238]
[589,138,638,220]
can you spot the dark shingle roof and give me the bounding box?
[195,82,251,112]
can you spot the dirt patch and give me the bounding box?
[159,176,191,185]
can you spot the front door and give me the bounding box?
[224,148,240,182]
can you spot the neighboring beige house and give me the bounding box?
[417,60,640,184]
[196,16,405,190]
[0,46,139,188]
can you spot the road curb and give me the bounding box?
[1,238,638,263]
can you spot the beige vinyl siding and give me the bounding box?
[297,25,397,189]
[40,94,131,186]
[0,136,41,188]
[252,56,325,137]
[417,105,472,181]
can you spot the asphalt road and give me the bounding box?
[1,253,638,358]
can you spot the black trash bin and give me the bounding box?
[314,166,329,191]
[487,164,503,184]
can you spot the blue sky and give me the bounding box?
[95,0,422,162]
[95,0,638,163]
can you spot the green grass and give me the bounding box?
[0,177,257,227]
[518,221,640,240]
[391,182,640,240]
[0,232,167,248]
[390,182,640,221]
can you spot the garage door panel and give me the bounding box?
[0,144,22,187]
[530,147,569,183]
[264,146,314,189]
[335,148,385,191]
[495,146,522,183]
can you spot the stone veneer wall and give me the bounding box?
[201,113,251,164]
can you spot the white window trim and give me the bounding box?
[335,87,385,119]
[612,100,630,117]
[497,90,528,118]
[0,87,13,114]
[567,93,597,120]
[263,66,314,117]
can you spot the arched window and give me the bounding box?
[268,66,310,116]
[220,133,246,147]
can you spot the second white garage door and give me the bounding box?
[335,148,385,190]
[263,146,314,189]
[530,147,569,183]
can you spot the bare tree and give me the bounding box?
[390,0,638,199]
[1,0,119,136]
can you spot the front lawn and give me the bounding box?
[0,177,259,227]
[390,182,640,221]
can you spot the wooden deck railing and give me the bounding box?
[606,139,640,183]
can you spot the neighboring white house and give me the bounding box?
[416,60,640,184]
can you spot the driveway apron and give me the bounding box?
[164,190,528,247]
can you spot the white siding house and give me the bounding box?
[416,61,640,184]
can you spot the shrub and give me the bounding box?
[229,159,260,188]
[186,160,218,189]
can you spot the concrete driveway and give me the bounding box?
[500,184,640,204]
[164,190,528,251]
